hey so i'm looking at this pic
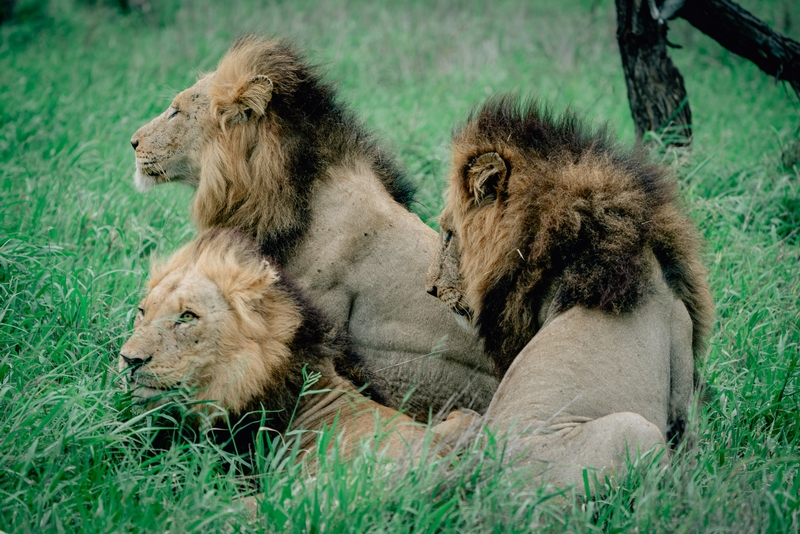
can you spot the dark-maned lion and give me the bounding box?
[426,97,714,487]
[129,36,497,419]
[119,229,446,465]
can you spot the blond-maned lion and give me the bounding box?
[119,228,447,465]
[426,97,714,487]
[130,35,497,419]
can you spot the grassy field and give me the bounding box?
[1,0,798,531]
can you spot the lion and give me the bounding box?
[426,97,714,487]
[129,35,497,419]
[119,228,447,466]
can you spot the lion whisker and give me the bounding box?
[373,350,446,372]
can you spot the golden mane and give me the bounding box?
[191,35,413,262]
[193,37,312,258]
[146,229,301,417]
[150,227,289,339]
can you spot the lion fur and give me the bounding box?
[448,96,714,379]
[130,36,498,418]
[194,35,415,264]
[147,229,385,433]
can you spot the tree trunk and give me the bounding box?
[616,0,692,145]
[677,0,800,98]
[0,0,14,24]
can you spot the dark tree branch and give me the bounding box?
[616,0,692,144]
[0,0,15,24]
[677,0,800,98]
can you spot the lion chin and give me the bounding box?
[133,168,159,192]
[129,383,167,401]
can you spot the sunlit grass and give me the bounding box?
[1,0,798,531]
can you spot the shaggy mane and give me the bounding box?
[192,36,415,263]
[451,96,714,379]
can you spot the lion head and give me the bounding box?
[131,35,412,263]
[432,96,714,377]
[130,36,304,257]
[119,229,322,430]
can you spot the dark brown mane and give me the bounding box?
[230,36,415,206]
[451,96,713,379]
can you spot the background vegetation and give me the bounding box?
[1,0,798,531]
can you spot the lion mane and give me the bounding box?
[194,35,414,263]
[447,96,714,380]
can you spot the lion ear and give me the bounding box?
[256,259,279,289]
[227,258,281,322]
[216,74,274,126]
[466,152,507,204]
[243,259,280,298]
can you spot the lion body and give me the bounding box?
[427,97,713,486]
[130,36,497,418]
[119,229,442,464]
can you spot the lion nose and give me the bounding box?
[121,353,148,369]
[426,285,439,298]
[131,138,139,150]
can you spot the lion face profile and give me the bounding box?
[428,98,714,487]
[130,35,498,419]
[131,75,215,191]
[130,35,363,262]
[425,208,472,328]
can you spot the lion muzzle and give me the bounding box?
[119,352,152,380]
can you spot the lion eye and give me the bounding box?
[168,108,179,119]
[177,310,199,324]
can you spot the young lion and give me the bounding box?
[129,35,497,419]
[426,97,714,487]
[119,229,445,465]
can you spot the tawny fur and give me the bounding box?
[130,35,498,418]
[446,97,713,379]
[193,35,414,262]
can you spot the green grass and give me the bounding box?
[1,0,798,531]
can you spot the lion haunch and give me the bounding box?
[427,96,714,488]
[130,35,497,419]
[119,229,442,464]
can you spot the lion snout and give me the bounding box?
[120,353,150,368]
[119,350,152,376]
